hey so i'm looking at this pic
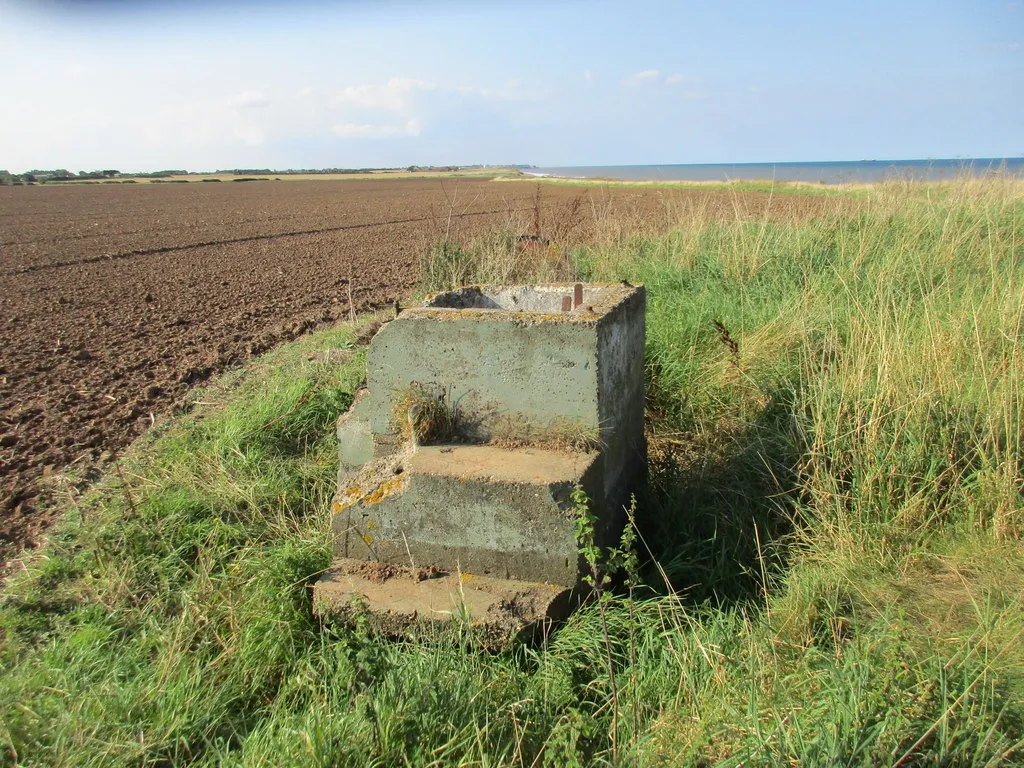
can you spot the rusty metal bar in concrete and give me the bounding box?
[561,295,572,312]
[574,283,583,307]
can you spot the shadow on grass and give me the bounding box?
[636,384,805,607]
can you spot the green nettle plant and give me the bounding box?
[572,484,645,763]
[572,485,641,590]
[572,483,603,587]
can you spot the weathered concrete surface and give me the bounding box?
[312,558,573,646]
[337,388,374,471]
[332,444,602,586]
[320,283,646,633]
[595,287,648,544]
[336,283,646,533]
[363,315,599,443]
[428,283,625,313]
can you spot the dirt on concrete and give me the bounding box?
[313,557,573,646]
[345,560,442,584]
[0,177,844,568]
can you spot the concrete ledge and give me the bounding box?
[332,444,601,585]
[313,558,574,647]
[408,443,598,484]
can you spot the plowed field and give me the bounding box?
[0,178,840,565]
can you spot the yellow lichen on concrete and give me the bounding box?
[363,473,409,505]
[333,453,412,513]
[333,482,366,513]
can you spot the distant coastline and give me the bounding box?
[523,158,1024,184]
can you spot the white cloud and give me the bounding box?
[323,76,543,120]
[143,103,216,146]
[625,69,662,86]
[140,99,275,151]
[235,125,266,146]
[331,118,422,139]
[0,59,545,169]
[622,70,704,98]
[667,73,704,99]
[331,78,433,111]
[229,90,270,108]
[325,79,435,139]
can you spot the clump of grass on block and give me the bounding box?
[393,383,459,446]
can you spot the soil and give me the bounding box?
[0,177,842,568]
[345,560,441,584]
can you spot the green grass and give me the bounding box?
[2,178,1023,766]
[495,175,869,197]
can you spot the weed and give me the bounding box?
[392,382,459,446]
[419,185,591,292]
[712,318,740,369]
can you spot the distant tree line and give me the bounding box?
[76,170,124,180]
[0,169,191,185]
[1,169,122,184]
[129,170,188,178]
[0,169,77,184]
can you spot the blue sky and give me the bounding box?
[1,0,1021,172]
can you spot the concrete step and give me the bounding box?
[331,444,602,587]
[312,558,576,646]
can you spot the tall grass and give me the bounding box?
[2,178,1022,766]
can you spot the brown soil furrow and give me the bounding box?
[1,207,531,277]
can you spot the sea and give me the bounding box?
[523,158,1024,185]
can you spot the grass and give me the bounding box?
[2,177,1023,766]
[393,382,460,446]
[495,174,872,196]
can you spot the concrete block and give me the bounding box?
[312,558,576,647]
[336,283,646,524]
[332,444,602,586]
[337,388,374,474]
[319,283,646,633]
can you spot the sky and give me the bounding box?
[0,0,1021,172]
